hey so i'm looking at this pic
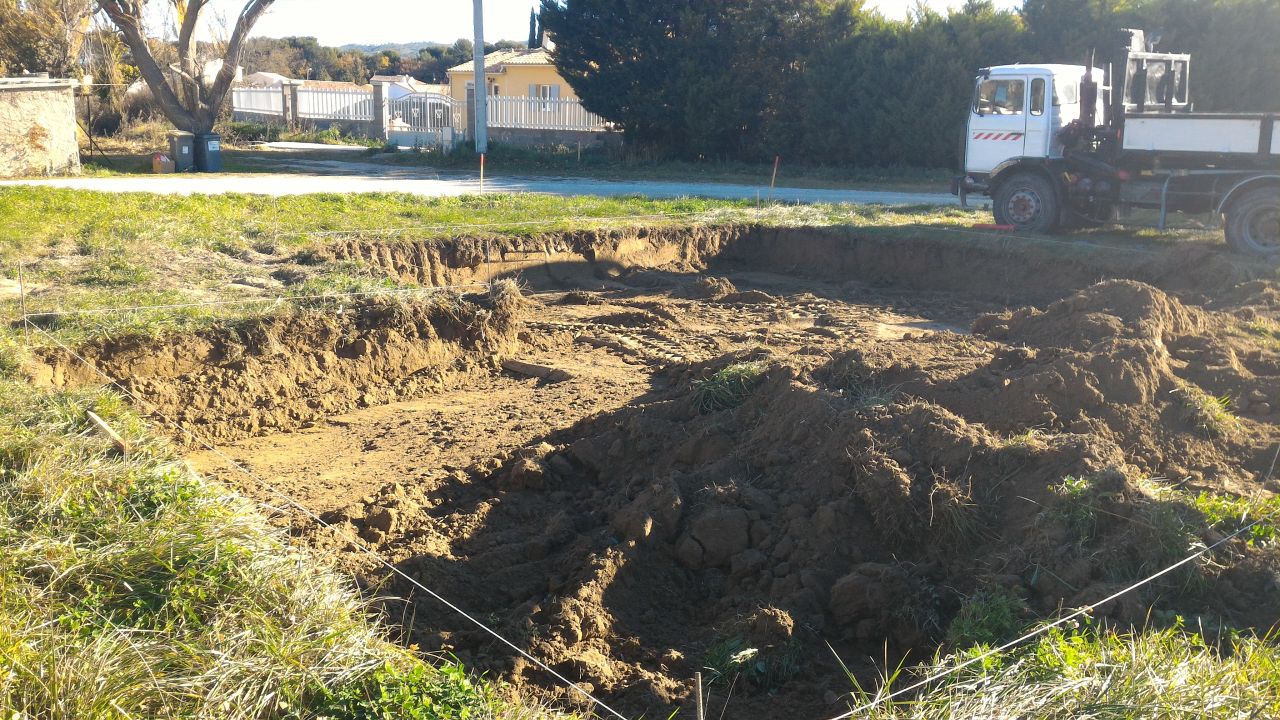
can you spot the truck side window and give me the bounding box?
[1031,78,1046,116]
[974,79,1025,116]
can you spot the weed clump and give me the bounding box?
[1174,384,1240,437]
[693,362,765,413]
[945,586,1032,648]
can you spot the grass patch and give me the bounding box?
[1047,474,1103,544]
[945,586,1032,649]
[693,362,765,413]
[1190,490,1280,546]
[844,624,1280,719]
[1239,318,1280,349]
[0,186,980,265]
[381,141,956,192]
[0,371,567,719]
[1173,383,1240,437]
[702,635,803,691]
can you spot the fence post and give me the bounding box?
[371,81,389,141]
[283,80,302,129]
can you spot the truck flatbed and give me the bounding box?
[1123,113,1279,158]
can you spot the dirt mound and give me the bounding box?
[28,292,522,440]
[304,279,1280,718]
[683,276,738,300]
[973,279,1205,349]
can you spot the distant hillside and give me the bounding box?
[339,40,527,55]
[339,41,448,54]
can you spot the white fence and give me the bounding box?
[486,96,608,132]
[231,87,283,116]
[297,88,374,121]
[231,85,611,135]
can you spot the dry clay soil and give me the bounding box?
[34,227,1280,719]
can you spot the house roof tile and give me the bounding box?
[446,48,552,75]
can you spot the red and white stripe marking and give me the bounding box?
[973,132,1025,141]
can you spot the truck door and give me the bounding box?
[967,76,1028,174]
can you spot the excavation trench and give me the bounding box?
[28,226,1280,719]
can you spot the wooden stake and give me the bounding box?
[769,155,780,201]
[694,671,705,720]
[479,152,486,194]
[86,410,131,457]
[17,262,28,341]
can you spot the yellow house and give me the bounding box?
[446,47,577,105]
[445,46,611,142]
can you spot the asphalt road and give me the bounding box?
[1,160,957,206]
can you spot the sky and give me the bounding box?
[155,0,1022,47]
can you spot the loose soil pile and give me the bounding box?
[302,277,1279,718]
[31,226,1280,719]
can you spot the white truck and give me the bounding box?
[953,29,1279,256]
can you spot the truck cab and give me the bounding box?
[963,64,1107,183]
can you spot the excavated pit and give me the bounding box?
[29,226,1280,719]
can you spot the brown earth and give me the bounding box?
[29,226,1280,719]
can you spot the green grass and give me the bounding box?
[1173,383,1240,437]
[692,362,766,413]
[379,141,956,192]
[0,186,980,264]
[843,623,1280,719]
[0,362,567,719]
[1189,490,1280,546]
[945,586,1032,648]
[702,634,803,691]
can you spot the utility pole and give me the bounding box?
[472,0,488,154]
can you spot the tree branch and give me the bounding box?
[98,0,195,129]
[204,0,273,108]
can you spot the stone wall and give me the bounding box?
[0,78,80,177]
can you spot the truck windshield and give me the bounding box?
[974,78,1025,116]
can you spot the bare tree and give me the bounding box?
[97,0,274,133]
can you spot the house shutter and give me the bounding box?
[551,85,561,99]
[528,84,537,97]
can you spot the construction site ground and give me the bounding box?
[20,219,1280,719]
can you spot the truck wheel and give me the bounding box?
[1224,187,1280,256]
[993,172,1061,234]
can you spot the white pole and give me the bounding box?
[472,0,488,154]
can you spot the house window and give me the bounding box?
[532,84,559,111]
[491,84,500,96]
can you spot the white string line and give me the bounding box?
[22,284,489,319]
[824,496,1280,720]
[25,323,631,720]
